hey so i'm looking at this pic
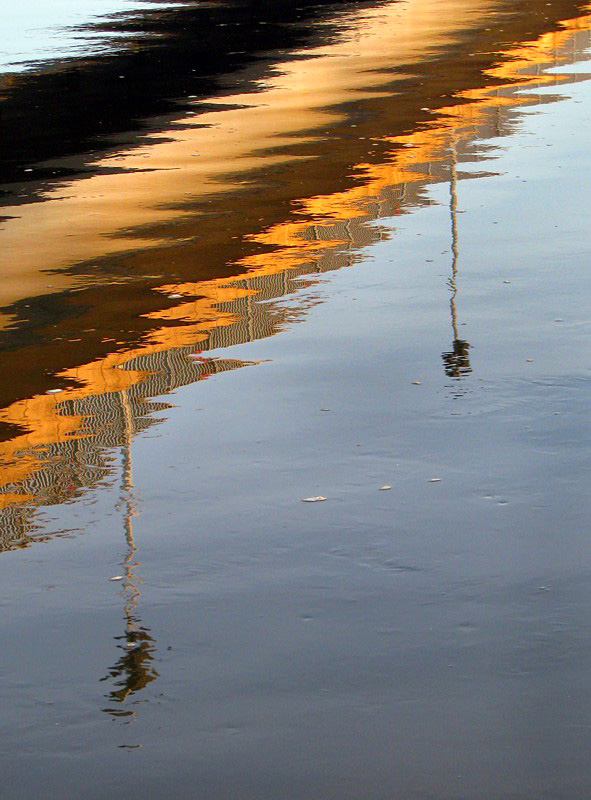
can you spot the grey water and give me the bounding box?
[2,2,591,799]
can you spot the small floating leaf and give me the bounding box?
[302,496,327,503]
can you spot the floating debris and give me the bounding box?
[429,478,442,483]
[412,381,422,385]
[118,744,141,750]
[380,485,392,491]
[168,293,182,299]
[46,389,63,394]
[503,280,511,284]
[301,496,327,503]
[109,576,124,581]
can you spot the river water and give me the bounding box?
[1,1,591,798]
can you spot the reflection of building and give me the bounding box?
[0,12,590,548]
[0,355,244,548]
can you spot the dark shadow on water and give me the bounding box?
[0,0,381,188]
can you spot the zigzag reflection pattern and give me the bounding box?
[1,10,590,550]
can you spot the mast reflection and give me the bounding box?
[442,140,471,381]
[101,389,157,719]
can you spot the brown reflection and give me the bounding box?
[442,139,472,380]
[0,0,504,310]
[101,395,158,717]
[0,4,590,546]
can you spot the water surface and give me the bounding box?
[1,1,591,798]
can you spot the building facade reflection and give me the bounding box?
[0,6,590,551]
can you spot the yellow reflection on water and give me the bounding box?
[0,0,500,308]
[0,2,590,546]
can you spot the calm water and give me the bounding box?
[2,1,591,798]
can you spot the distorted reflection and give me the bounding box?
[0,4,589,550]
[442,140,472,381]
[101,392,157,718]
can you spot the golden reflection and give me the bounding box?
[0,4,590,545]
[0,0,504,309]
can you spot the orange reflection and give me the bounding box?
[0,0,500,310]
[0,3,590,544]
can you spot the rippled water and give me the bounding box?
[1,1,591,797]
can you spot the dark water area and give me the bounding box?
[0,0,587,405]
[0,0,380,185]
[2,1,591,798]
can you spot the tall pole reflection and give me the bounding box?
[101,388,158,719]
[441,139,472,380]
